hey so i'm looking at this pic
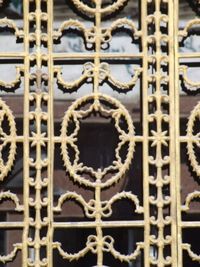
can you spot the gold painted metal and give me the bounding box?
[0,0,199,266]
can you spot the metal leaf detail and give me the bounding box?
[61,93,135,189]
[0,99,16,181]
[187,102,200,177]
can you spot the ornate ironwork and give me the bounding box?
[0,0,199,266]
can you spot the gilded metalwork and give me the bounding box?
[0,0,199,266]
[61,93,136,188]
[187,102,200,176]
[0,99,17,180]
[176,0,200,266]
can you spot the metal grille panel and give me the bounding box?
[0,0,199,266]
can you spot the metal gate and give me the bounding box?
[0,0,199,266]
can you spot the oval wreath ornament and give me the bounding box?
[0,99,17,181]
[61,93,135,189]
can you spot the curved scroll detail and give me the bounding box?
[99,62,141,91]
[0,17,24,38]
[182,243,200,262]
[53,235,99,261]
[61,93,135,189]
[54,62,94,90]
[102,18,142,43]
[71,0,128,17]
[0,99,17,181]
[106,65,142,91]
[147,14,168,24]
[187,102,200,177]
[55,62,141,92]
[109,239,143,262]
[0,66,23,90]
[100,0,129,17]
[53,19,96,44]
[53,191,96,218]
[27,255,47,267]
[182,191,200,211]
[179,19,200,38]
[103,192,144,216]
[0,191,23,211]
[150,256,172,266]
[54,235,143,263]
[54,242,91,261]
[54,191,87,212]
[54,18,141,48]
[54,191,143,218]
[179,66,200,92]
[0,243,21,263]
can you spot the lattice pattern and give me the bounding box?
[0,0,199,267]
[177,3,200,265]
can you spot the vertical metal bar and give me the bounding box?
[22,1,30,266]
[142,0,178,266]
[141,0,150,266]
[94,0,102,95]
[153,1,167,264]
[168,0,178,266]
[47,0,54,266]
[94,1,104,265]
[174,0,183,266]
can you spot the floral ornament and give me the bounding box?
[0,99,17,181]
[61,93,135,189]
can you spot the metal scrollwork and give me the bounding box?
[70,0,129,17]
[182,191,200,211]
[0,99,16,181]
[0,17,24,38]
[187,102,200,177]
[0,0,199,266]
[0,243,22,264]
[54,62,95,90]
[179,66,200,92]
[55,63,141,92]
[182,243,200,262]
[0,191,23,211]
[61,93,135,189]
[0,66,23,90]
[179,19,200,38]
